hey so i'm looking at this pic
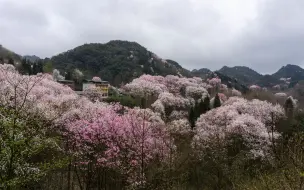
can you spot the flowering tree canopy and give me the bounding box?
[92,76,102,82]
[273,85,281,90]
[208,77,221,87]
[231,88,242,96]
[275,92,288,98]
[65,106,171,184]
[194,97,285,158]
[249,85,261,90]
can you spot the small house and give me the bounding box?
[58,80,75,90]
[83,79,109,98]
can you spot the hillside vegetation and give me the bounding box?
[218,66,263,85]
[0,44,21,61]
[49,40,192,86]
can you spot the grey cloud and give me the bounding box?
[212,0,304,73]
[0,0,304,74]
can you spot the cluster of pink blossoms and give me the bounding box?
[193,97,285,158]
[92,76,102,82]
[0,64,80,120]
[249,85,261,90]
[0,65,173,185]
[208,77,221,87]
[231,88,242,96]
[65,105,171,183]
[124,74,209,98]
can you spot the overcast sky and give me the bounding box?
[0,0,304,73]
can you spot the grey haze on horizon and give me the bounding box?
[0,0,304,74]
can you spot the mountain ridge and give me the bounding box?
[48,40,192,86]
[2,41,304,89]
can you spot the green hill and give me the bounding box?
[217,66,262,85]
[49,40,191,86]
[0,45,21,62]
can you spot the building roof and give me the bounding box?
[83,79,109,84]
[58,80,74,83]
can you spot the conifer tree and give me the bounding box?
[284,97,294,119]
[214,93,221,108]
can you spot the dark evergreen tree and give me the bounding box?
[194,100,200,119]
[214,93,221,108]
[37,60,44,73]
[284,97,294,119]
[189,107,196,129]
[0,57,3,64]
[32,63,38,75]
[19,58,27,74]
[8,57,14,65]
[65,71,72,80]
[199,96,210,114]
[26,60,33,75]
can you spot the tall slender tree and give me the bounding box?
[284,97,294,119]
[214,93,221,108]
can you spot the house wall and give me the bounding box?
[96,83,109,97]
[83,83,95,91]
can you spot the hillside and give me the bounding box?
[49,40,192,86]
[213,71,249,93]
[0,45,21,61]
[217,66,262,85]
[23,55,41,62]
[256,75,282,87]
[273,64,304,82]
[191,68,212,79]
[191,68,249,93]
[270,64,304,88]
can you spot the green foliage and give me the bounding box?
[0,45,21,61]
[18,59,43,75]
[214,93,221,108]
[189,107,196,129]
[43,62,53,73]
[199,96,210,114]
[65,71,72,80]
[32,61,43,75]
[284,98,294,118]
[49,40,191,86]
[256,74,281,87]
[218,66,262,85]
[0,107,66,189]
[213,72,249,93]
[188,97,210,129]
[191,68,211,79]
[8,57,14,65]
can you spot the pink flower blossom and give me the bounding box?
[92,76,102,82]
[249,85,261,90]
[194,97,285,158]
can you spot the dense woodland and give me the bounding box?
[1,58,304,190]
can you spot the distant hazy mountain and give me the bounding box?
[272,64,304,79]
[191,68,212,79]
[23,55,41,62]
[49,40,192,86]
[271,64,304,87]
[256,75,282,87]
[213,71,249,93]
[209,64,304,88]
[217,66,263,85]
